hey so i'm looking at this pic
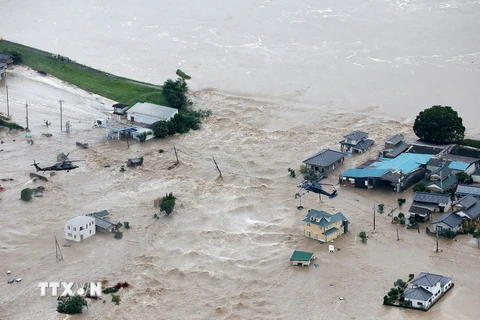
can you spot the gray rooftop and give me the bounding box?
[412,272,451,287]
[408,206,430,215]
[413,192,451,204]
[128,102,178,120]
[87,210,110,218]
[94,217,117,230]
[384,141,410,158]
[432,212,464,228]
[303,209,348,228]
[456,185,480,197]
[403,287,433,302]
[454,195,480,220]
[344,131,368,140]
[443,154,480,165]
[303,149,345,168]
[427,157,451,168]
[386,134,404,146]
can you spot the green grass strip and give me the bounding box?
[0,39,165,106]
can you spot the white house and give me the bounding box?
[127,102,178,125]
[473,169,480,183]
[402,272,453,310]
[65,216,96,242]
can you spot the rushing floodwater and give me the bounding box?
[2,0,480,136]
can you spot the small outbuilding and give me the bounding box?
[127,102,178,125]
[290,250,315,267]
[112,103,129,115]
[127,157,144,167]
[65,216,96,242]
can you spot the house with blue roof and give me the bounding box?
[303,209,349,243]
[339,153,432,192]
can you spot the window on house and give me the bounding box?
[306,231,311,237]
[67,226,70,230]
[67,233,72,237]
[74,235,76,239]
[73,227,76,231]
[89,230,92,234]
[417,302,423,306]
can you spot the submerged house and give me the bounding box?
[302,149,345,176]
[303,209,349,243]
[431,212,464,235]
[339,153,432,192]
[340,131,374,154]
[65,216,96,242]
[452,195,480,227]
[408,206,431,223]
[412,192,452,213]
[290,250,315,267]
[402,272,453,310]
[0,53,13,65]
[87,210,120,233]
[127,102,178,125]
[381,134,410,158]
[112,103,129,116]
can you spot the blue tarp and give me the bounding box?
[449,161,469,171]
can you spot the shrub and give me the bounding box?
[397,198,406,207]
[111,294,121,305]
[394,279,407,289]
[158,149,164,153]
[123,222,130,229]
[460,139,480,149]
[383,295,392,305]
[160,199,175,215]
[303,171,319,182]
[114,231,123,239]
[359,231,368,243]
[456,172,471,183]
[398,212,405,219]
[288,168,296,178]
[399,217,406,225]
[120,166,125,172]
[2,50,22,64]
[299,165,308,175]
[57,295,88,314]
[20,188,33,201]
[413,181,428,192]
[153,213,159,219]
[441,229,456,239]
[0,119,25,130]
[408,274,414,281]
[378,204,384,213]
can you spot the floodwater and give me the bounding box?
[1,68,479,320]
[0,1,480,319]
[2,0,480,137]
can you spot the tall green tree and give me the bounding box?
[162,78,189,109]
[413,106,465,144]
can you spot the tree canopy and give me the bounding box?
[413,105,465,144]
[162,78,189,109]
[57,295,88,314]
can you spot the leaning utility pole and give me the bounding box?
[212,156,222,178]
[435,229,439,253]
[59,100,64,132]
[6,85,10,116]
[172,143,179,164]
[25,102,29,131]
[54,236,64,262]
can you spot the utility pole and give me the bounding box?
[172,143,179,164]
[373,203,376,231]
[436,229,439,253]
[212,156,223,178]
[6,85,10,116]
[25,102,29,131]
[54,236,63,262]
[397,228,399,241]
[59,100,64,132]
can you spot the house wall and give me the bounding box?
[472,173,480,183]
[291,260,311,266]
[65,218,96,242]
[465,164,477,175]
[127,110,177,125]
[304,220,345,242]
[433,221,461,233]
[404,297,431,309]
[306,158,344,174]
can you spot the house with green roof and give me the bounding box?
[289,250,315,267]
[303,209,349,243]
